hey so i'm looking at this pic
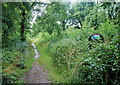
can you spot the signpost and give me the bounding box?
[88,33,104,49]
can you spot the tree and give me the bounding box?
[2,2,21,47]
[69,2,95,28]
[84,2,119,30]
[2,2,34,47]
[19,2,33,41]
[32,2,69,35]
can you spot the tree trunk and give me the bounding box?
[62,21,66,30]
[118,4,120,58]
[21,5,26,41]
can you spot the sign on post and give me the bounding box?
[88,33,104,49]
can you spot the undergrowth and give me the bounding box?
[32,18,120,84]
[2,40,35,84]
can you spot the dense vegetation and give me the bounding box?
[2,2,35,84]
[2,1,120,85]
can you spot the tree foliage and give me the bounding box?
[31,2,69,36]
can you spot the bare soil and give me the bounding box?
[24,44,51,83]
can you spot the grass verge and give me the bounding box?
[34,42,66,83]
[14,44,35,83]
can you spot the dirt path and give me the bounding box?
[24,44,51,83]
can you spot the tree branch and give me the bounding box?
[31,2,51,7]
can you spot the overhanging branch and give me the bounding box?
[31,2,51,7]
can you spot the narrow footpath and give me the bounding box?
[24,43,51,83]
